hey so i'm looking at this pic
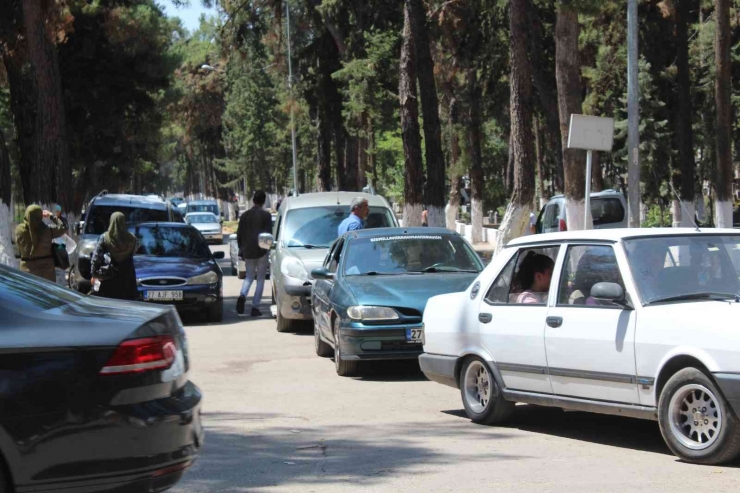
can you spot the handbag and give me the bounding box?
[94,252,119,281]
[52,242,70,270]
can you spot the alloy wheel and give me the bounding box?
[668,384,723,450]
[463,360,491,414]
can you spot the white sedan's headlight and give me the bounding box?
[347,306,400,321]
[281,257,309,281]
[187,271,219,285]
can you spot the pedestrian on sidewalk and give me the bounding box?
[338,197,369,236]
[236,190,272,316]
[16,205,67,282]
[90,212,139,301]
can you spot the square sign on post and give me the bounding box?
[567,114,615,230]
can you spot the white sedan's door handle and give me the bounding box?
[479,313,492,324]
[546,316,563,328]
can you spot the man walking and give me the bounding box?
[236,190,272,316]
[338,197,369,236]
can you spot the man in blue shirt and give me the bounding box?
[338,197,369,236]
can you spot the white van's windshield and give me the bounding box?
[282,206,395,248]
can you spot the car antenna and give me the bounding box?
[668,181,700,232]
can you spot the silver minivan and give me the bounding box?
[536,189,628,233]
[266,192,398,332]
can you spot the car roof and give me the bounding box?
[347,227,459,239]
[508,228,740,247]
[188,200,218,205]
[547,189,624,201]
[281,192,390,210]
[94,194,168,208]
[185,211,217,215]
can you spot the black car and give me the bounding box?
[130,223,225,322]
[0,264,202,493]
[69,191,184,293]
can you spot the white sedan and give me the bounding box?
[420,228,740,465]
[185,212,223,243]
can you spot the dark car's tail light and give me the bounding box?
[559,219,567,231]
[100,335,177,375]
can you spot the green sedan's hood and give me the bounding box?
[343,272,477,315]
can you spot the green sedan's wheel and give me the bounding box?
[334,318,357,376]
[314,318,333,357]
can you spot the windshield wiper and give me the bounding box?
[360,271,421,276]
[646,292,740,305]
[414,266,479,273]
[288,244,328,249]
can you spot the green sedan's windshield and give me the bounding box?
[624,235,740,304]
[343,234,482,276]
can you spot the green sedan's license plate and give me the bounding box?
[406,328,424,344]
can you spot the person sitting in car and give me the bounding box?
[512,252,554,304]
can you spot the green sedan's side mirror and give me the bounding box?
[311,266,334,280]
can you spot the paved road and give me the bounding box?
[172,243,740,492]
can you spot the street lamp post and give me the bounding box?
[286,1,299,196]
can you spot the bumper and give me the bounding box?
[277,278,313,320]
[714,373,740,417]
[138,284,222,312]
[419,353,458,389]
[338,322,424,362]
[16,381,203,493]
[202,233,223,242]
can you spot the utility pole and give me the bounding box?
[627,0,640,227]
[286,0,299,196]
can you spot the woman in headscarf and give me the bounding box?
[90,212,139,300]
[15,205,67,281]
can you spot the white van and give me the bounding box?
[536,189,628,233]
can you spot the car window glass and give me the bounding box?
[557,245,625,307]
[484,252,518,304]
[187,204,219,215]
[544,203,560,229]
[131,226,211,258]
[0,266,84,313]
[274,214,282,240]
[282,206,394,248]
[507,247,558,305]
[328,239,344,273]
[85,205,168,234]
[186,214,218,224]
[591,198,625,226]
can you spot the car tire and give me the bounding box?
[209,299,224,323]
[460,357,514,425]
[0,462,8,493]
[333,318,357,376]
[658,367,740,464]
[276,302,292,333]
[314,319,333,357]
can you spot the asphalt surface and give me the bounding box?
[171,243,740,492]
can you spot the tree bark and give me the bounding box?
[715,0,732,228]
[534,115,547,207]
[408,0,446,227]
[345,133,359,191]
[446,90,462,231]
[466,68,485,243]
[399,1,424,227]
[675,0,695,206]
[316,104,332,192]
[591,151,604,192]
[497,0,536,253]
[555,4,590,230]
[0,127,14,268]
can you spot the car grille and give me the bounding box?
[140,277,187,287]
[380,341,423,352]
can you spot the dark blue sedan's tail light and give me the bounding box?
[100,335,177,375]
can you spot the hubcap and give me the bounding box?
[463,361,491,414]
[668,384,722,450]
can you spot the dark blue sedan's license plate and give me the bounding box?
[406,328,424,344]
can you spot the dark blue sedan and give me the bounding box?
[130,223,225,322]
[311,228,483,376]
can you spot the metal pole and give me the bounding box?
[627,0,640,227]
[585,150,592,230]
[286,0,299,196]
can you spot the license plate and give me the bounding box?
[145,290,183,301]
[406,328,424,344]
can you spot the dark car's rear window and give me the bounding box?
[591,198,625,226]
[131,225,211,258]
[0,266,83,312]
[85,205,168,234]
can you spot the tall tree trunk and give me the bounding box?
[674,0,696,227]
[345,133,359,191]
[445,90,462,231]
[715,0,732,228]
[408,0,446,227]
[466,68,484,243]
[19,0,71,208]
[399,1,424,227]
[555,4,590,230]
[497,0,536,253]
[534,115,547,208]
[316,105,332,191]
[591,151,604,192]
[0,127,15,267]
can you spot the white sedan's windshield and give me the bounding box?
[187,214,218,224]
[624,235,740,304]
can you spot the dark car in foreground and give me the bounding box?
[311,228,483,376]
[70,192,184,293]
[130,223,225,322]
[0,265,202,493]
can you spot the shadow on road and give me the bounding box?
[173,412,525,492]
[352,360,428,382]
[443,404,671,456]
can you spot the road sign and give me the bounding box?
[567,114,614,152]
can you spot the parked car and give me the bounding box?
[311,228,483,376]
[0,264,202,492]
[186,200,220,218]
[185,212,223,244]
[131,222,225,322]
[170,196,185,208]
[229,213,275,279]
[69,191,183,292]
[420,228,740,465]
[536,189,627,233]
[266,192,398,332]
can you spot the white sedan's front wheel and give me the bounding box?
[658,368,740,464]
[460,357,514,425]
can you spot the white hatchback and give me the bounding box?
[420,228,740,465]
